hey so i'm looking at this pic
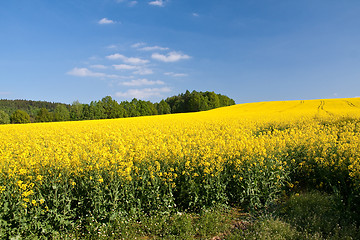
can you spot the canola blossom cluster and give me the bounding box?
[0,98,360,236]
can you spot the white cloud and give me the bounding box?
[192,13,199,17]
[113,64,153,75]
[67,67,106,77]
[149,0,165,7]
[116,0,137,6]
[113,64,138,70]
[164,72,188,77]
[107,44,118,49]
[120,79,164,86]
[90,64,108,69]
[152,51,191,62]
[128,1,138,6]
[106,53,149,64]
[131,42,146,48]
[115,87,171,99]
[98,18,115,24]
[67,67,129,79]
[133,68,154,75]
[132,42,168,51]
[107,53,125,60]
[139,46,169,51]
[126,57,149,65]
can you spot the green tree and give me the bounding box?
[35,108,53,122]
[101,96,124,119]
[136,100,156,116]
[91,101,107,119]
[53,104,70,121]
[206,91,220,109]
[188,91,202,112]
[165,95,185,113]
[10,110,31,124]
[156,100,171,114]
[0,110,10,124]
[70,100,83,121]
[129,99,140,117]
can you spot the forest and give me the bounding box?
[0,90,235,124]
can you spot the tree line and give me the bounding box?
[0,90,235,124]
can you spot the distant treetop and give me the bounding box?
[0,90,235,124]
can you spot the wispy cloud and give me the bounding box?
[152,51,191,62]
[149,0,165,7]
[116,0,137,6]
[106,53,149,64]
[192,13,199,17]
[128,1,138,6]
[98,18,116,24]
[139,46,169,51]
[164,72,188,77]
[132,42,169,51]
[67,67,106,77]
[67,67,125,79]
[131,42,146,48]
[115,87,171,99]
[133,68,154,75]
[107,44,118,49]
[120,79,164,86]
[113,64,138,70]
[90,64,108,69]
[113,64,153,75]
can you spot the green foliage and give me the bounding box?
[229,192,360,240]
[278,191,360,239]
[101,96,124,119]
[0,110,10,124]
[10,110,31,124]
[156,100,171,114]
[0,91,235,123]
[229,218,313,240]
[165,90,235,113]
[35,108,53,122]
[53,104,70,122]
[0,99,69,122]
[70,100,83,121]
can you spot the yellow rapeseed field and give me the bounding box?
[1,97,360,235]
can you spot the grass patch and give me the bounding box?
[50,191,358,239]
[229,191,360,240]
[56,206,237,239]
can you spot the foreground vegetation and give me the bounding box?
[0,97,360,238]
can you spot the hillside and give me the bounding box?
[1,97,360,238]
[0,99,69,117]
[213,97,360,119]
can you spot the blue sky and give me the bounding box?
[1,0,360,104]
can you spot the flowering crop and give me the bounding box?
[0,98,360,237]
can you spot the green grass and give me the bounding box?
[10,191,359,239]
[55,206,236,240]
[229,191,360,240]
